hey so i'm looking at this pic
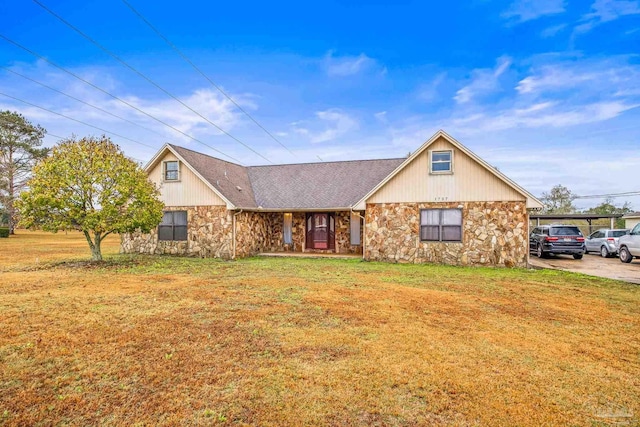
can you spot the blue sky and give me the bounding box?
[1,0,639,209]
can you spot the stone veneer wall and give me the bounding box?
[121,206,234,259]
[365,201,528,267]
[335,211,363,254]
[122,208,363,259]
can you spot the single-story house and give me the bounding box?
[122,130,543,267]
[622,212,640,230]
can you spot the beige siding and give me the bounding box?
[149,153,226,206]
[625,218,640,229]
[368,137,525,204]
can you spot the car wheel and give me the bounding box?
[573,254,583,260]
[537,244,545,258]
[619,247,633,263]
[600,246,609,258]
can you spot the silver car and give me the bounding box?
[585,228,630,257]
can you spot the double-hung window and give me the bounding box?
[430,150,452,173]
[158,211,188,241]
[420,209,462,242]
[164,161,179,181]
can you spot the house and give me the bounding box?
[121,130,543,267]
[622,212,640,230]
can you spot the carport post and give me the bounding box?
[611,217,614,229]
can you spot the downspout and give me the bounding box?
[232,209,243,260]
[351,208,366,260]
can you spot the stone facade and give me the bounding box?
[121,208,363,258]
[121,206,234,259]
[365,201,528,267]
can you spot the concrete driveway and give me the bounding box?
[529,252,640,284]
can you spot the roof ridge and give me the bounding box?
[249,157,406,168]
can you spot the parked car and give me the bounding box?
[530,224,585,259]
[618,223,640,263]
[584,228,629,257]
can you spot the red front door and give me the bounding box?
[306,213,335,250]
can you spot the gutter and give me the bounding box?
[232,209,243,259]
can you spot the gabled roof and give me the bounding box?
[145,143,403,210]
[353,130,544,210]
[168,144,257,208]
[146,130,543,211]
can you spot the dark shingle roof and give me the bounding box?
[247,159,404,209]
[169,144,403,209]
[169,144,257,208]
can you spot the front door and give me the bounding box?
[306,213,335,250]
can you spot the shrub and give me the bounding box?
[0,228,9,238]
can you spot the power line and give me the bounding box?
[574,191,640,200]
[1,66,169,140]
[0,91,157,150]
[121,0,296,158]
[0,33,242,164]
[33,0,273,164]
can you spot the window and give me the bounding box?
[420,209,462,242]
[164,161,179,181]
[158,211,187,241]
[350,212,361,246]
[283,213,293,244]
[430,150,452,173]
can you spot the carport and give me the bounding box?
[530,213,624,234]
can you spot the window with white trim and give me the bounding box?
[164,160,180,181]
[420,208,462,242]
[158,211,188,241]
[430,150,452,173]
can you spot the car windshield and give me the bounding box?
[611,230,628,237]
[550,227,581,236]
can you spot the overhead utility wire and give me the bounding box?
[121,0,296,158]
[34,0,273,164]
[2,66,168,140]
[0,34,242,164]
[0,91,156,150]
[574,191,640,200]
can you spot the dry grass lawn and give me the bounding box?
[1,231,639,426]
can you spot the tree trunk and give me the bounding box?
[83,230,103,261]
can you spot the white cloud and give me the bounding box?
[575,0,640,34]
[454,56,512,104]
[516,58,640,96]
[452,100,638,133]
[323,51,377,77]
[374,111,388,123]
[291,109,358,143]
[540,23,568,37]
[416,73,447,102]
[502,0,566,23]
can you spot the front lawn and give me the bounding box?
[1,231,638,426]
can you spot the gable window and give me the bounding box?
[420,208,462,242]
[158,211,188,241]
[283,213,293,244]
[430,150,453,173]
[164,161,180,181]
